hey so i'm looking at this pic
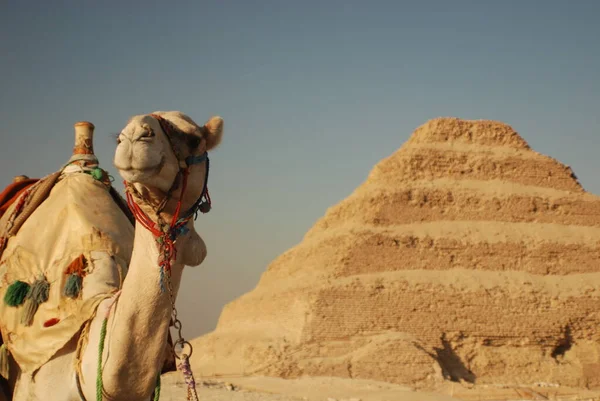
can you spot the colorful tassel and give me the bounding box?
[4,280,30,307]
[63,274,83,298]
[19,276,50,326]
[21,297,38,326]
[65,254,87,276]
[30,276,50,304]
[63,254,87,298]
[0,344,9,379]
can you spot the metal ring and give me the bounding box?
[173,339,193,359]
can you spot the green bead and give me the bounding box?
[90,168,104,181]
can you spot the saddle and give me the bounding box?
[0,172,134,249]
[0,176,39,220]
[0,171,175,385]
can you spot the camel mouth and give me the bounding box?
[115,157,165,183]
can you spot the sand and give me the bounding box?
[160,373,600,401]
[159,373,459,401]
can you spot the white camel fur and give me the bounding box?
[8,111,223,400]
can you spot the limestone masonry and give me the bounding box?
[192,118,600,389]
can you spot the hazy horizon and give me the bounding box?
[1,1,599,338]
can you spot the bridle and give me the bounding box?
[124,113,212,289]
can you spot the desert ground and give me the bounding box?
[159,373,600,401]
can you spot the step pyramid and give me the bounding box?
[192,118,600,389]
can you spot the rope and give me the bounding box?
[153,374,161,401]
[178,355,199,401]
[95,291,163,400]
[65,154,98,165]
[61,154,113,188]
[125,169,191,291]
[96,291,120,401]
[96,317,108,401]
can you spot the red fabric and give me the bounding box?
[0,179,39,219]
[43,318,60,328]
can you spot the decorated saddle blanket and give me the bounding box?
[0,172,134,376]
[0,178,39,220]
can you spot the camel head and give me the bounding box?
[114,111,223,266]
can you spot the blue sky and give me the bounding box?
[1,1,598,336]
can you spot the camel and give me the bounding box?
[0,111,223,400]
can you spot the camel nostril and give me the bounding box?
[139,130,156,140]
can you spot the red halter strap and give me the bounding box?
[123,114,209,285]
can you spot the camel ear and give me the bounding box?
[203,116,223,151]
[180,227,207,267]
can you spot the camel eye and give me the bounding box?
[187,135,201,150]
